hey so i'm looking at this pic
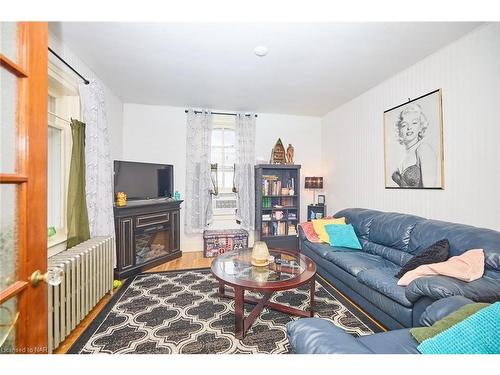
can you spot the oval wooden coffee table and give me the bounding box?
[211,248,317,339]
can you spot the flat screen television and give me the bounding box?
[113,160,174,201]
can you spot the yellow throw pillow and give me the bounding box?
[312,217,346,243]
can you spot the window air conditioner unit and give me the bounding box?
[213,193,237,215]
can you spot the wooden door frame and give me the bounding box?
[0,22,48,353]
[23,21,48,353]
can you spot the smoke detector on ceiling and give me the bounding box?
[254,46,268,57]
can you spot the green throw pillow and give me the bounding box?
[410,303,489,343]
[417,302,500,354]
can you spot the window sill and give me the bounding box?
[48,233,67,247]
[48,232,67,257]
[213,213,237,221]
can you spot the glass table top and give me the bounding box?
[211,248,306,284]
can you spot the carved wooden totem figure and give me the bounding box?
[270,138,287,164]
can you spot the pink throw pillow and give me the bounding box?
[299,221,321,243]
[398,248,485,286]
[299,222,322,243]
[299,217,333,243]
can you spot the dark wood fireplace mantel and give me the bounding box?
[114,200,183,279]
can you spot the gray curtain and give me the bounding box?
[184,109,213,234]
[235,114,256,230]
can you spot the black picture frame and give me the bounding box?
[317,195,325,206]
[383,89,444,189]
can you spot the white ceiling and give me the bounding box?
[49,22,482,116]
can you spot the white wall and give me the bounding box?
[321,23,500,230]
[255,113,324,221]
[122,104,322,251]
[49,32,124,160]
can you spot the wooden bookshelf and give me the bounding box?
[262,195,298,197]
[255,164,301,251]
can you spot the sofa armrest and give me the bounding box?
[405,274,500,304]
[418,296,475,326]
[287,318,373,354]
[297,224,307,242]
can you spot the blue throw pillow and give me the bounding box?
[324,224,362,250]
[417,302,500,354]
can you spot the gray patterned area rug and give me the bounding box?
[69,268,379,354]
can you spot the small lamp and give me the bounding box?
[251,241,270,267]
[304,177,323,205]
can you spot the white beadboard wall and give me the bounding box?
[321,23,500,230]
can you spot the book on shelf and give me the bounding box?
[262,221,287,236]
[262,175,280,195]
[262,175,279,180]
[262,222,271,236]
[262,214,272,221]
[271,221,287,236]
[280,197,294,207]
[263,198,296,209]
[288,223,297,236]
[261,175,296,196]
[263,198,295,209]
[262,197,272,208]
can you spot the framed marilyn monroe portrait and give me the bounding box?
[384,89,444,189]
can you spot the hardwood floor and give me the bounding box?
[53,251,213,354]
[148,251,213,272]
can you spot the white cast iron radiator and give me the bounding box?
[47,236,115,352]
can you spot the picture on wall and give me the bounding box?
[384,89,444,189]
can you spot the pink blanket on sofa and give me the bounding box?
[397,248,485,286]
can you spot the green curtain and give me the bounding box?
[66,119,90,248]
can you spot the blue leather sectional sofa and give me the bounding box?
[288,296,477,354]
[298,208,500,330]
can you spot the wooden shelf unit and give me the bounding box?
[307,204,327,221]
[255,164,301,251]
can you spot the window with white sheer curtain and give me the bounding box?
[184,109,213,233]
[47,62,80,250]
[211,115,237,217]
[48,95,63,231]
[234,113,256,230]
